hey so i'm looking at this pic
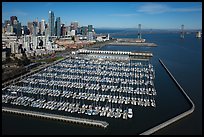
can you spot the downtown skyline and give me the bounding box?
[2,2,202,30]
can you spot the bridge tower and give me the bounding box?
[138,24,142,39]
[180,24,184,39]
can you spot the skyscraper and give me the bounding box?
[27,22,33,35]
[13,20,21,36]
[81,26,88,36]
[33,21,38,36]
[48,11,55,36]
[87,25,93,41]
[22,26,29,35]
[10,16,17,25]
[41,19,46,35]
[55,17,61,37]
[88,25,93,32]
[61,24,66,36]
[16,22,22,37]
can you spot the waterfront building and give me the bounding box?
[48,11,55,36]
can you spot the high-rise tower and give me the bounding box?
[10,16,17,25]
[87,25,93,41]
[55,17,61,37]
[48,11,55,36]
[41,19,46,35]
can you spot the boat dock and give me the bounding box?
[2,48,157,129]
[2,107,109,128]
[77,49,153,57]
[2,51,156,121]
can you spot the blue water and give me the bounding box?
[2,32,202,135]
[102,33,202,135]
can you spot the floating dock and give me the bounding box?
[2,107,109,128]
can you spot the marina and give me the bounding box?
[2,1,202,134]
[2,32,198,134]
[2,48,157,122]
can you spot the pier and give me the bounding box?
[2,107,109,128]
[77,49,153,57]
[140,59,195,135]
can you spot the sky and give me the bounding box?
[2,2,202,30]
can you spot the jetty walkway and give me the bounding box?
[2,107,109,128]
